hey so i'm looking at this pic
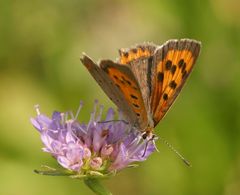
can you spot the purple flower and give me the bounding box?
[31,101,156,177]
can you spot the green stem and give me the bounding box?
[84,178,112,195]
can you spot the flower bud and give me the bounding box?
[101,144,114,157]
[83,147,91,159]
[90,157,103,170]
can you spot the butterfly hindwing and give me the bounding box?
[100,60,148,130]
[127,57,151,110]
[118,43,156,65]
[80,54,138,125]
[151,39,201,126]
[117,43,157,126]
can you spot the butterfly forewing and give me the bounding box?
[80,54,138,125]
[151,39,201,126]
[100,60,148,130]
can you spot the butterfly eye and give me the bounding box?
[132,48,137,53]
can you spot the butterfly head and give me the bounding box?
[142,126,155,140]
[141,127,158,157]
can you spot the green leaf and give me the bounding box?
[84,178,112,195]
[34,165,75,176]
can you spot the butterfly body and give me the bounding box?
[81,39,201,139]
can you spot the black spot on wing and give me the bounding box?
[170,65,177,75]
[132,48,137,53]
[132,86,138,90]
[178,59,184,68]
[121,76,132,86]
[181,63,186,73]
[123,52,129,58]
[125,80,132,85]
[132,103,140,108]
[113,75,119,80]
[163,93,168,100]
[130,94,138,100]
[165,60,172,70]
[157,72,164,82]
[141,47,146,52]
[115,84,120,89]
[169,80,177,89]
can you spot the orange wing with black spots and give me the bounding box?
[100,60,148,130]
[118,43,156,65]
[80,54,138,125]
[117,43,156,114]
[151,39,201,126]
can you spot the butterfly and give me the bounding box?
[80,39,201,139]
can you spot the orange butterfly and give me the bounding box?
[81,39,201,139]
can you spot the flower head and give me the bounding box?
[31,101,156,177]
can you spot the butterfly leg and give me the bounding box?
[141,133,159,157]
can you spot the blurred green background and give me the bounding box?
[1,0,240,194]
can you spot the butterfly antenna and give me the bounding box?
[98,119,129,124]
[159,136,191,167]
